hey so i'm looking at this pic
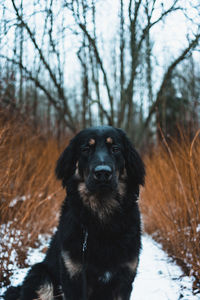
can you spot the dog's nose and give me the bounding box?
[93,165,112,182]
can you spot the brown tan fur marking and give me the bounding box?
[75,162,80,177]
[89,138,95,145]
[36,283,54,300]
[78,182,120,221]
[118,181,126,197]
[118,170,127,197]
[62,251,82,278]
[106,137,113,144]
[126,257,138,273]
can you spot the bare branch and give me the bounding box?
[64,0,113,124]
[0,54,76,132]
[138,1,181,53]
[10,0,75,129]
[89,99,112,125]
[143,33,200,133]
[11,0,60,95]
[78,22,113,124]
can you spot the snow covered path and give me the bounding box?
[133,235,197,300]
[0,235,198,299]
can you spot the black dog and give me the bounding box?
[4,126,145,300]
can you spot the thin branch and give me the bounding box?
[11,0,61,96]
[89,99,112,125]
[143,33,200,132]
[0,54,76,132]
[78,22,114,124]
[11,0,75,128]
[64,0,113,124]
[137,1,181,53]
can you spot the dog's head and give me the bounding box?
[56,126,145,196]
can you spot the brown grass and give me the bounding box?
[140,130,200,292]
[1,108,199,292]
[0,109,67,286]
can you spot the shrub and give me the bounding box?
[140,130,200,293]
[0,109,67,286]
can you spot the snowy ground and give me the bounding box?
[133,235,198,300]
[0,234,198,299]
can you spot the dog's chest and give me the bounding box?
[62,228,138,285]
[85,231,127,270]
[67,229,127,266]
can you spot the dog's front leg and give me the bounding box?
[60,254,84,300]
[60,272,84,300]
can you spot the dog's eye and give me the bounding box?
[81,146,90,153]
[111,145,120,153]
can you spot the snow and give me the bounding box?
[0,235,198,299]
[196,224,200,233]
[9,195,29,208]
[133,235,198,300]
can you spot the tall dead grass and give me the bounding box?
[1,108,199,291]
[140,130,200,293]
[0,109,67,286]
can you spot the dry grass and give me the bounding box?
[0,109,67,286]
[1,108,199,292]
[140,130,200,293]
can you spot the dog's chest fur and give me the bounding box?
[62,207,133,274]
[61,184,138,270]
[61,224,138,285]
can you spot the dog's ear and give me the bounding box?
[117,129,145,186]
[55,137,77,187]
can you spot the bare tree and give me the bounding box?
[118,0,125,127]
[0,0,199,145]
[1,0,76,132]
[142,33,200,141]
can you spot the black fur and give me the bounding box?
[4,126,145,300]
